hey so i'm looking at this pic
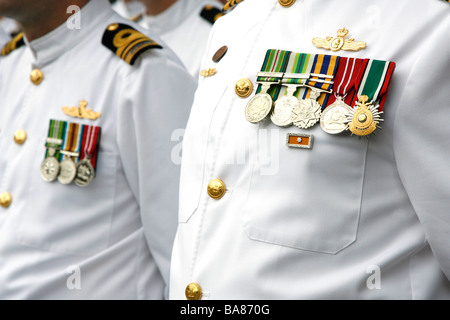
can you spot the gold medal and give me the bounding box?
[346,95,383,136]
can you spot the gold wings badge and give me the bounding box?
[62,100,101,120]
[312,28,366,52]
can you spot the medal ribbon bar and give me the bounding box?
[45,120,67,159]
[60,122,83,162]
[355,59,396,111]
[80,124,101,172]
[255,49,291,101]
[302,54,340,108]
[325,57,364,108]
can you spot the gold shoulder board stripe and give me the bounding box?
[1,32,25,57]
[102,23,162,65]
[200,5,224,24]
[223,0,245,12]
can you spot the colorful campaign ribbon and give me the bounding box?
[354,58,396,111]
[346,58,396,136]
[271,52,314,127]
[59,122,83,162]
[325,56,365,108]
[301,54,339,108]
[255,49,291,100]
[44,119,67,159]
[79,124,101,172]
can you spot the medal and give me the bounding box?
[271,52,312,127]
[292,54,339,129]
[40,147,61,182]
[75,124,101,187]
[271,84,301,127]
[75,159,95,187]
[40,120,67,182]
[58,155,78,185]
[321,57,364,134]
[245,80,277,123]
[346,59,396,136]
[57,122,83,184]
[246,49,290,123]
[320,96,353,134]
[347,95,383,136]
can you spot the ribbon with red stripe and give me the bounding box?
[325,57,365,108]
[79,124,101,171]
[354,58,396,111]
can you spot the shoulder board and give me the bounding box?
[200,5,225,24]
[223,0,245,12]
[442,0,450,4]
[102,23,162,66]
[1,32,25,57]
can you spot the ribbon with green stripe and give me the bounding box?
[59,122,84,162]
[44,119,67,160]
[277,53,315,99]
[355,59,396,111]
[255,49,291,100]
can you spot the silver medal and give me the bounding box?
[292,88,323,129]
[40,148,60,182]
[245,82,274,124]
[74,159,95,187]
[271,84,300,127]
[320,96,353,134]
[58,158,77,185]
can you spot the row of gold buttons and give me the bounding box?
[184,0,295,301]
[1,130,28,208]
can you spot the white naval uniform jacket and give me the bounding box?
[0,0,197,299]
[170,0,450,299]
[139,0,225,80]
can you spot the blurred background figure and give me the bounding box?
[0,16,19,35]
[113,0,225,80]
[110,0,146,20]
[0,21,9,46]
[0,16,20,45]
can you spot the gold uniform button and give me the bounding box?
[14,130,27,145]
[0,192,12,208]
[185,283,202,300]
[279,0,296,7]
[207,179,226,200]
[30,69,44,85]
[235,78,253,98]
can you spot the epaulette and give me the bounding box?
[1,32,25,57]
[223,0,245,12]
[102,23,162,66]
[200,5,225,24]
[441,0,450,4]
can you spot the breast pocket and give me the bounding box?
[16,149,117,256]
[241,125,368,254]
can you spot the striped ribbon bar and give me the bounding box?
[80,124,102,172]
[59,122,84,162]
[302,54,340,108]
[255,49,291,100]
[354,59,396,111]
[325,57,365,108]
[45,119,67,160]
[277,53,314,98]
